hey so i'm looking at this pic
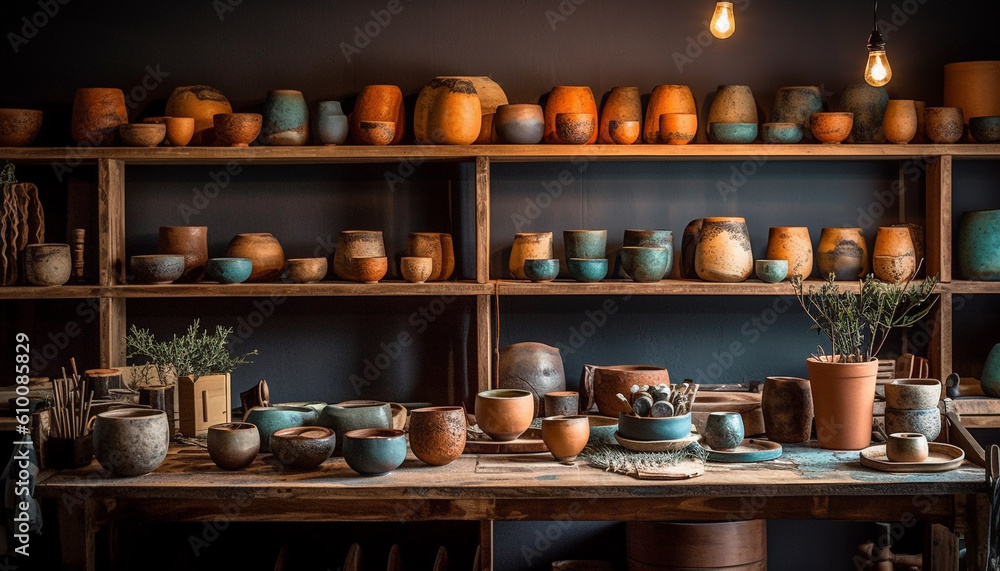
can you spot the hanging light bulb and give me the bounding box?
[710,2,735,39]
[864,0,892,87]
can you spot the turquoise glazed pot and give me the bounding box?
[567,257,607,282]
[317,402,392,455]
[702,411,744,450]
[260,89,309,145]
[762,122,804,144]
[342,428,407,476]
[205,257,253,284]
[709,122,757,144]
[754,259,788,283]
[617,412,691,441]
[563,229,607,261]
[316,100,348,145]
[839,84,888,143]
[981,344,1000,398]
[958,209,1000,280]
[523,258,560,282]
[243,406,315,452]
[620,246,669,282]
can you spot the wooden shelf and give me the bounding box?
[0,285,105,299]
[0,281,492,299]
[496,278,935,296]
[940,281,1000,295]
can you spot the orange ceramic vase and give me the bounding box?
[883,99,918,144]
[765,226,813,279]
[816,227,869,280]
[164,85,233,145]
[224,233,285,282]
[644,85,697,144]
[544,86,598,144]
[413,77,483,145]
[694,217,753,283]
[439,76,508,144]
[807,356,879,450]
[350,85,405,145]
[71,88,128,146]
[873,226,916,258]
[598,86,642,144]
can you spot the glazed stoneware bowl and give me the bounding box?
[754,259,789,283]
[0,108,43,146]
[523,258,560,282]
[620,246,669,283]
[342,428,407,476]
[317,402,393,455]
[567,258,607,282]
[475,389,534,441]
[130,255,186,284]
[207,422,260,470]
[884,408,941,441]
[93,409,170,477]
[762,122,804,144]
[269,426,337,470]
[243,406,316,452]
[119,123,166,147]
[494,104,544,144]
[709,122,757,144]
[885,379,942,410]
[284,257,328,283]
[617,412,691,441]
[205,257,253,284]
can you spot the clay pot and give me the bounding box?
[816,227,868,280]
[158,225,208,283]
[970,116,1000,143]
[694,216,753,283]
[890,222,925,272]
[406,232,454,281]
[164,117,195,147]
[839,83,888,143]
[414,77,483,145]
[567,258,607,282]
[754,259,788,283]
[400,256,434,283]
[544,391,580,417]
[807,356,879,450]
[475,389,534,441]
[925,107,965,144]
[0,108,43,147]
[771,86,823,139]
[347,256,388,283]
[71,88,128,146]
[886,432,929,463]
[620,247,669,283]
[342,428,407,476]
[544,86,598,144]
[207,422,260,470]
[943,61,1000,130]
[509,232,553,279]
[810,112,853,144]
[494,104,544,144]
[408,406,467,466]
[766,226,813,279]
[761,122,804,144]
[357,120,396,146]
[703,411,744,451]
[592,365,670,417]
[24,243,71,286]
[913,101,927,143]
[555,113,596,145]
[563,229,607,261]
[658,113,698,145]
[260,89,309,146]
[680,218,703,278]
[213,113,262,147]
[165,85,233,145]
[883,99,918,144]
[270,426,337,470]
[885,408,941,442]
[284,257,328,283]
[644,85,697,143]
[316,101,349,145]
[598,86,642,144]
[497,342,566,416]
[607,120,641,145]
[873,255,916,284]
[129,254,185,284]
[873,225,916,257]
[707,85,757,136]
[243,406,316,452]
[317,402,392,455]
[350,85,405,145]
[885,379,942,410]
[541,415,590,463]
[439,75,508,143]
[224,233,285,282]
[94,409,170,477]
[333,230,385,281]
[958,209,1000,280]
[761,376,813,443]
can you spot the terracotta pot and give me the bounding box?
[925,107,965,144]
[913,101,927,143]
[541,415,590,463]
[207,422,260,470]
[407,232,454,281]
[592,365,670,417]
[765,226,813,279]
[608,120,641,145]
[356,120,395,146]
[771,86,823,139]
[544,86,598,144]
[440,75,508,143]
[839,83,888,143]
[24,243,71,286]
[400,256,433,283]
[346,256,387,283]
[626,520,766,568]
[694,216,753,282]
[498,342,566,416]
[94,409,170,477]
[71,88,128,146]
[680,218,703,278]
[873,226,915,281]
[164,85,233,145]
[816,227,868,280]
[810,112,854,144]
[164,117,195,147]
[475,389,534,441]
[350,85,405,145]
[224,233,285,282]
[883,99,917,144]
[761,376,813,443]
[958,209,1000,280]
[414,77,483,145]
[213,113,262,147]
[707,85,757,136]
[333,230,385,281]
[943,61,1000,129]
[658,113,698,145]
[494,104,544,144]
[890,222,925,273]
[408,406,467,466]
[158,225,208,282]
[555,113,596,145]
[644,85,696,143]
[598,86,642,144]
[0,108,43,147]
[260,89,309,146]
[807,356,879,450]
[509,232,553,279]
[873,255,916,284]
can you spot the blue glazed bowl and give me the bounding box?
[755,259,789,283]
[523,258,560,282]
[617,412,692,441]
[206,257,253,284]
[317,402,393,455]
[243,406,316,452]
[567,257,608,282]
[702,411,745,450]
[762,122,804,144]
[343,428,407,476]
[710,122,758,144]
[587,415,619,446]
[620,246,669,283]
[970,116,1000,144]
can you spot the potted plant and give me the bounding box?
[791,273,937,450]
[126,320,257,437]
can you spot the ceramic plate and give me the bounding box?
[859,443,965,473]
[702,439,782,462]
[614,431,700,452]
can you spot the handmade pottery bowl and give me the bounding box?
[408,406,467,466]
[884,407,941,441]
[119,123,166,147]
[269,426,337,470]
[872,254,916,284]
[494,104,544,144]
[243,406,316,452]
[130,254,186,284]
[762,122,804,144]
[93,408,170,477]
[347,256,388,283]
[317,402,393,455]
[205,257,253,284]
[342,428,407,476]
[523,258,560,282]
[658,113,698,145]
[886,432,929,463]
[617,412,691,441]
[213,113,262,147]
[164,116,195,147]
[555,113,596,145]
[924,107,964,144]
[567,257,607,282]
[810,112,853,144]
[284,257,328,283]
[357,120,396,146]
[400,256,434,283]
[207,422,260,470]
[475,389,534,441]
[0,108,43,146]
[541,415,590,463]
[702,411,744,451]
[885,379,942,410]
[709,122,757,144]
[592,365,671,417]
[563,229,608,261]
[607,120,641,145]
[620,246,669,283]
[754,259,789,283]
[586,415,619,446]
[969,116,1000,143]
[25,243,72,286]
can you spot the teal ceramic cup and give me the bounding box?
[958,209,1000,280]
[523,258,560,282]
[206,257,253,284]
[755,259,789,283]
[710,122,757,144]
[620,246,669,282]
[762,122,804,144]
[563,229,607,261]
[260,89,309,145]
[567,257,607,282]
[242,406,315,452]
[342,428,407,476]
[703,411,744,450]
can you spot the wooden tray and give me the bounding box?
[859,443,965,473]
[463,436,548,454]
[703,439,782,463]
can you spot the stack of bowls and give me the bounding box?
[619,229,673,283]
[884,379,942,441]
[707,85,758,144]
[564,229,607,282]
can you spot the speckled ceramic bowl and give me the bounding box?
[885,379,941,410]
[884,407,941,441]
[709,122,757,144]
[205,257,253,284]
[269,426,336,470]
[762,122,804,144]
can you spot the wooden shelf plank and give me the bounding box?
[109,281,493,298]
[939,281,1000,294]
[0,285,105,299]
[495,278,939,296]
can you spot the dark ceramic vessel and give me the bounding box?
[269,426,337,470]
[207,422,260,470]
[343,428,407,476]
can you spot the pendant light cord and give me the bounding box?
[872,0,879,32]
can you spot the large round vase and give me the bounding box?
[816,227,869,280]
[260,89,309,146]
[71,88,128,146]
[644,85,697,143]
[839,84,888,144]
[157,225,208,283]
[408,406,467,466]
[771,86,823,139]
[694,217,753,282]
[598,86,642,144]
[350,85,405,145]
[806,357,878,450]
[544,86,598,144]
[224,233,284,282]
[766,226,813,279]
[164,85,233,145]
[414,77,483,145]
[592,365,670,417]
[958,209,1000,280]
[761,376,813,443]
[94,409,170,477]
[498,342,566,416]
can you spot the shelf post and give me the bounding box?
[475,156,490,285]
[929,292,953,382]
[98,159,126,367]
[926,155,952,282]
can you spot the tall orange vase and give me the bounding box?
[544,86,598,144]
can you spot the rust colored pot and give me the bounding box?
[761,376,813,443]
[408,406,467,466]
[164,85,233,145]
[71,88,128,146]
[0,109,43,147]
[475,389,534,441]
[626,520,766,568]
[414,77,483,145]
[644,85,697,143]
[873,226,916,282]
[544,86,598,144]
[350,85,405,145]
[807,356,878,450]
[541,415,590,463]
[157,226,208,282]
[333,230,385,281]
[224,233,285,282]
[598,86,642,144]
[816,227,869,280]
[766,226,813,279]
[592,365,670,417]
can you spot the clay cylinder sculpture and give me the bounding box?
[883,99,918,144]
[408,406,467,466]
[224,233,285,282]
[772,86,823,139]
[816,227,869,280]
[839,83,888,143]
[598,86,642,144]
[350,85,405,145]
[414,77,483,145]
[544,86,598,144]
[497,342,566,417]
[694,217,753,282]
[260,89,309,146]
[71,88,128,146]
[509,232,553,279]
[766,226,813,279]
[406,232,455,281]
[157,225,208,283]
[164,85,233,145]
[333,230,386,281]
[761,376,813,443]
[644,85,697,144]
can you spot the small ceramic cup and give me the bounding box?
[400,256,434,283]
[607,120,641,145]
[541,415,590,464]
[567,258,608,282]
[702,411,744,451]
[924,107,964,144]
[523,258,560,282]
[207,422,260,471]
[544,391,580,417]
[886,432,929,463]
[755,259,789,283]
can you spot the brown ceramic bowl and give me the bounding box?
[348,256,388,283]
[408,406,467,466]
[400,256,434,283]
[475,389,534,441]
[119,123,166,147]
[0,108,43,147]
[284,257,328,283]
[357,120,396,146]
[213,113,262,147]
[555,112,596,145]
[269,426,337,470]
[810,112,853,144]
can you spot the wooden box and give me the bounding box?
[177,373,231,437]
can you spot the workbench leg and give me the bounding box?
[58,496,98,571]
[924,523,959,571]
[479,520,493,571]
[965,493,989,571]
